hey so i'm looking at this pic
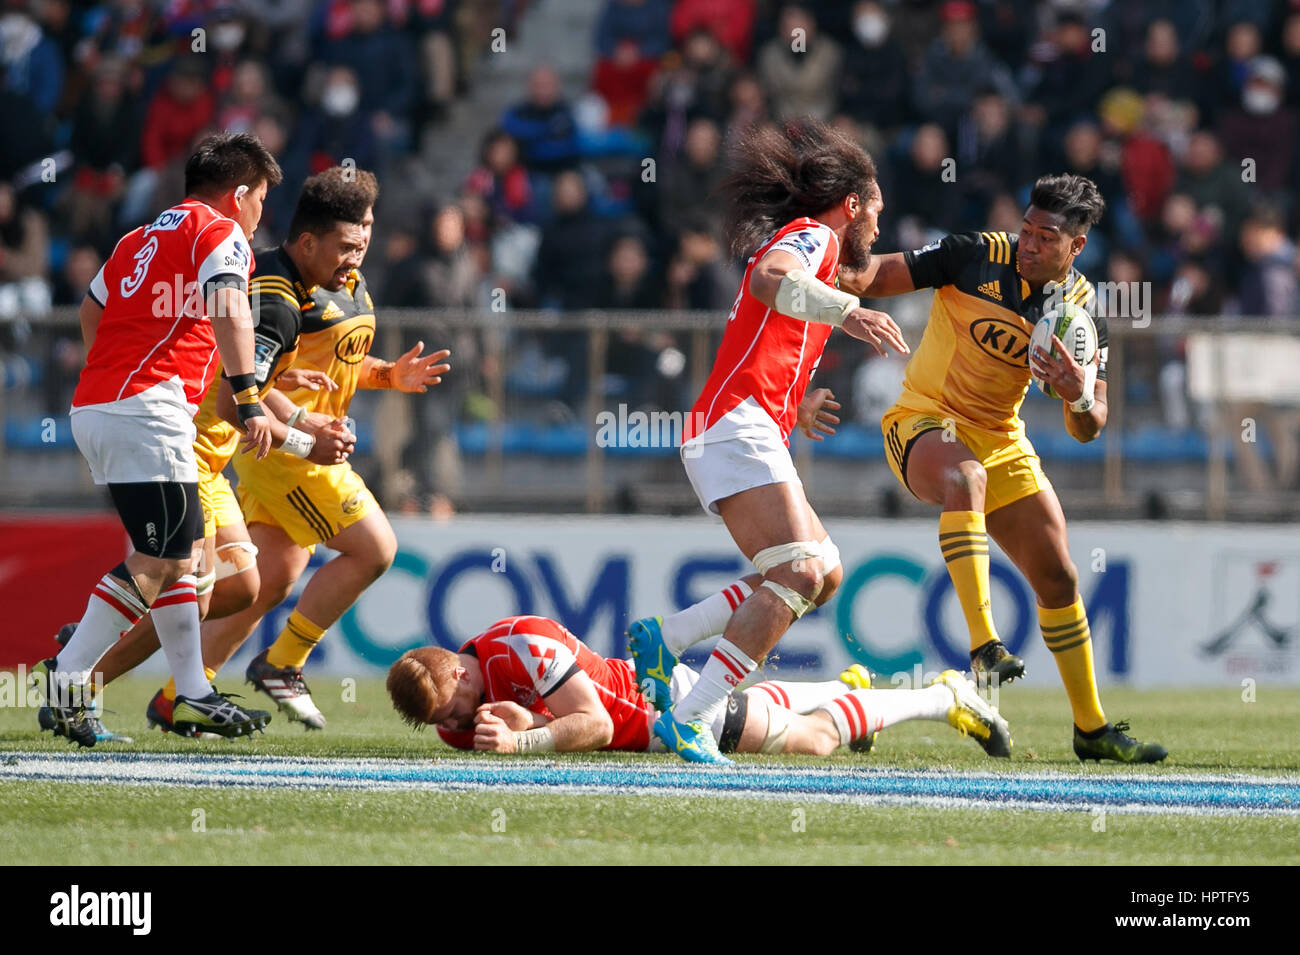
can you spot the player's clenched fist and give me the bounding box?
[305,417,356,465]
[472,706,516,752]
[841,307,910,357]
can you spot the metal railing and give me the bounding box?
[5,306,1300,520]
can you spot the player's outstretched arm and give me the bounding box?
[751,249,909,356]
[359,342,451,392]
[472,672,614,753]
[837,252,917,298]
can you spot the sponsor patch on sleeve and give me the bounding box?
[769,229,827,269]
[252,332,280,384]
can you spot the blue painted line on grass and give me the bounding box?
[2,752,1298,816]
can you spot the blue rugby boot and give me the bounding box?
[653,708,733,766]
[627,616,675,712]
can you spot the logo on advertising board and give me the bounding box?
[1204,556,1299,676]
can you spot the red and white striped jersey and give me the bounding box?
[437,616,653,752]
[684,217,841,443]
[73,199,253,414]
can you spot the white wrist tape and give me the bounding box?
[1069,363,1098,413]
[774,269,859,326]
[513,727,555,753]
[281,427,316,458]
[286,406,307,428]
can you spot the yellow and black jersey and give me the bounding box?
[897,230,1107,435]
[192,246,313,470]
[275,268,375,420]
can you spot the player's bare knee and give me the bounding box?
[943,460,986,505]
[817,563,843,605]
[1038,561,1079,608]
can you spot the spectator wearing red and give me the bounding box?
[139,57,215,172]
[670,0,755,65]
[1098,87,1174,226]
[592,39,661,125]
[463,128,535,225]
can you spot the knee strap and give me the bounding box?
[762,579,815,619]
[759,698,793,754]
[752,540,822,575]
[819,536,841,575]
[214,541,259,581]
[195,570,216,597]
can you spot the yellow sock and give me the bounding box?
[939,510,998,652]
[163,667,216,701]
[1039,597,1107,732]
[266,609,327,669]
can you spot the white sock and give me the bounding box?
[748,679,848,714]
[57,572,149,683]
[672,638,758,726]
[149,575,211,700]
[659,580,752,657]
[819,685,954,746]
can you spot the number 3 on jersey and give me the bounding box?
[120,236,159,299]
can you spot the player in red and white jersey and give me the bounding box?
[629,119,909,765]
[386,616,1011,758]
[35,133,284,746]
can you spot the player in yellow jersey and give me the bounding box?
[41,168,373,736]
[841,173,1166,763]
[202,167,452,729]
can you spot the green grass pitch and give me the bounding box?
[2,676,1297,865]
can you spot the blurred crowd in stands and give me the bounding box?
[6,0,1300,504]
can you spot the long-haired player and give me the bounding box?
[629,119,909,764]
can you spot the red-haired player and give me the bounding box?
[387,616,1010,758]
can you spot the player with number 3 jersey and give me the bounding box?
[34,133,283,745]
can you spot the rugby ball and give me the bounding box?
[1030,303,1097,399]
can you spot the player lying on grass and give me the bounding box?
[631,118,909,766]
[387,615,1010,758]
[838,173,1166,764]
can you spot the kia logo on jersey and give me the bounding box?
[334,327,373,364]
[969,317,1031,368]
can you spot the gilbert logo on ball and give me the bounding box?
[1030,303,1097,399]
